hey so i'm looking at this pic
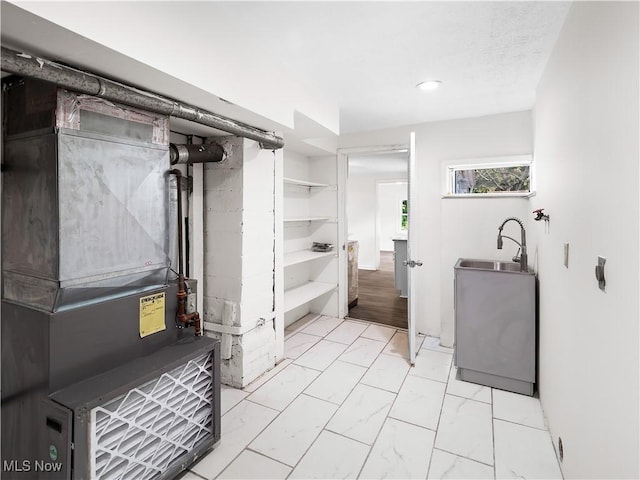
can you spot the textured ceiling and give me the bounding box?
[1,1,572,139]
[208,1,571,133]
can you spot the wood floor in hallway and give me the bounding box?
[348,251,408,329]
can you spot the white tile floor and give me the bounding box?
[188,315,563,480]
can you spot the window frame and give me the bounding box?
[441,154,534,198]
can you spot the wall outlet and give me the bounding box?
[563,243,569,268]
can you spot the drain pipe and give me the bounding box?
[1,46,284,150]
[170,169,202,335]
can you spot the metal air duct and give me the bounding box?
[1,46,285,150]
[169,143,225,165]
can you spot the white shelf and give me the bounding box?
[284,281,336,313]
[284,177,329,188]
[284,249,336,267]
[284,217,330,223]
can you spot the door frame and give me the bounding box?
[337,144,409,319]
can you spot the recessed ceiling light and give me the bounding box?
[417,80,442,91]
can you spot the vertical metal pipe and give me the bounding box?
[170,169,202,335]
[170,169,185,277]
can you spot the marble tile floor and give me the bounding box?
[185,314,563,480]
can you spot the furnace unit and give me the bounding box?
[1,77,220,480]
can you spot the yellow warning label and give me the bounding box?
[139,292,166,338]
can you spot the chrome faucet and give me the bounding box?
[497,217,528,271]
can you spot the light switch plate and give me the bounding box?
[563,243,569,268]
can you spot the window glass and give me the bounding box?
[452,165,530,195]
[401,200,408,230]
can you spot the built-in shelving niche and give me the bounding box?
[282,154,339,327]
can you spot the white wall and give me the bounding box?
[531,2,639,478]
[4,2,340,137]
[340,111,533,340]
[347,176,377,270]
[347,173,407,270]
[378,182,408,251]
[440,196,529,345]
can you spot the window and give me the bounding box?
[400,200,408,230]
[443,155,533,197]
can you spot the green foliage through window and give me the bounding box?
[453,165,530,194]
[401,200,408,230]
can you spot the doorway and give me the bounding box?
[340,148,409,329]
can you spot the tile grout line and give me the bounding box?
[187,468,208,480]
[244,447,298,470]
[225,316,560,480]
[221,358,337,476]
[209,399,287,480]
[217,394,302,479]
[249,391,341,475]
[384,415,437,433]
[251,317,397,479]
[445,389,491,404]
[492,416,551,432]
[427,365,500,475]
[285,319,401,479]
[215,317,428,480]
[306,325,398,434]
[370,343,422,478]
[212,316,332,480]
[432,446,497,469]
[444,391,492,405]
[291,339,351,372]
[299,315,343,338]
[426,361,455,478]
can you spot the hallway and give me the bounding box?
[186,314,562,479]
[348,252,408,329]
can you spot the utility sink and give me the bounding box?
[455,258,530,274]
[453,257,536,395]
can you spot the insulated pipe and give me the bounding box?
[170,143,225,165]
[1,47,285,150]
[170,169,201,335]
[169,169,186,278]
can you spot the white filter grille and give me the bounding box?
[90,352,213,480]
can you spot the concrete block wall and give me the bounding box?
[202,135,280,387]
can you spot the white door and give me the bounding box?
[405,132,422,365]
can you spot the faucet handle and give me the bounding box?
[512,247,521,262]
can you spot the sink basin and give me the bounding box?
[455,258,531,274]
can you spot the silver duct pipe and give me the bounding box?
[170,143,225,165]
[1,46,285,150]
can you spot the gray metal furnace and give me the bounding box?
[1,77,221,480]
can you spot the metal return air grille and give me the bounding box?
[91,352,213,480]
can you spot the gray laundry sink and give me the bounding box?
[453,258,536,395]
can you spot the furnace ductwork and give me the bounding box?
[1,46,285,150]
[170,143,225,165]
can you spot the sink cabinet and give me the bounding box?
[393,239,408,297]
[454,258,536,395]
